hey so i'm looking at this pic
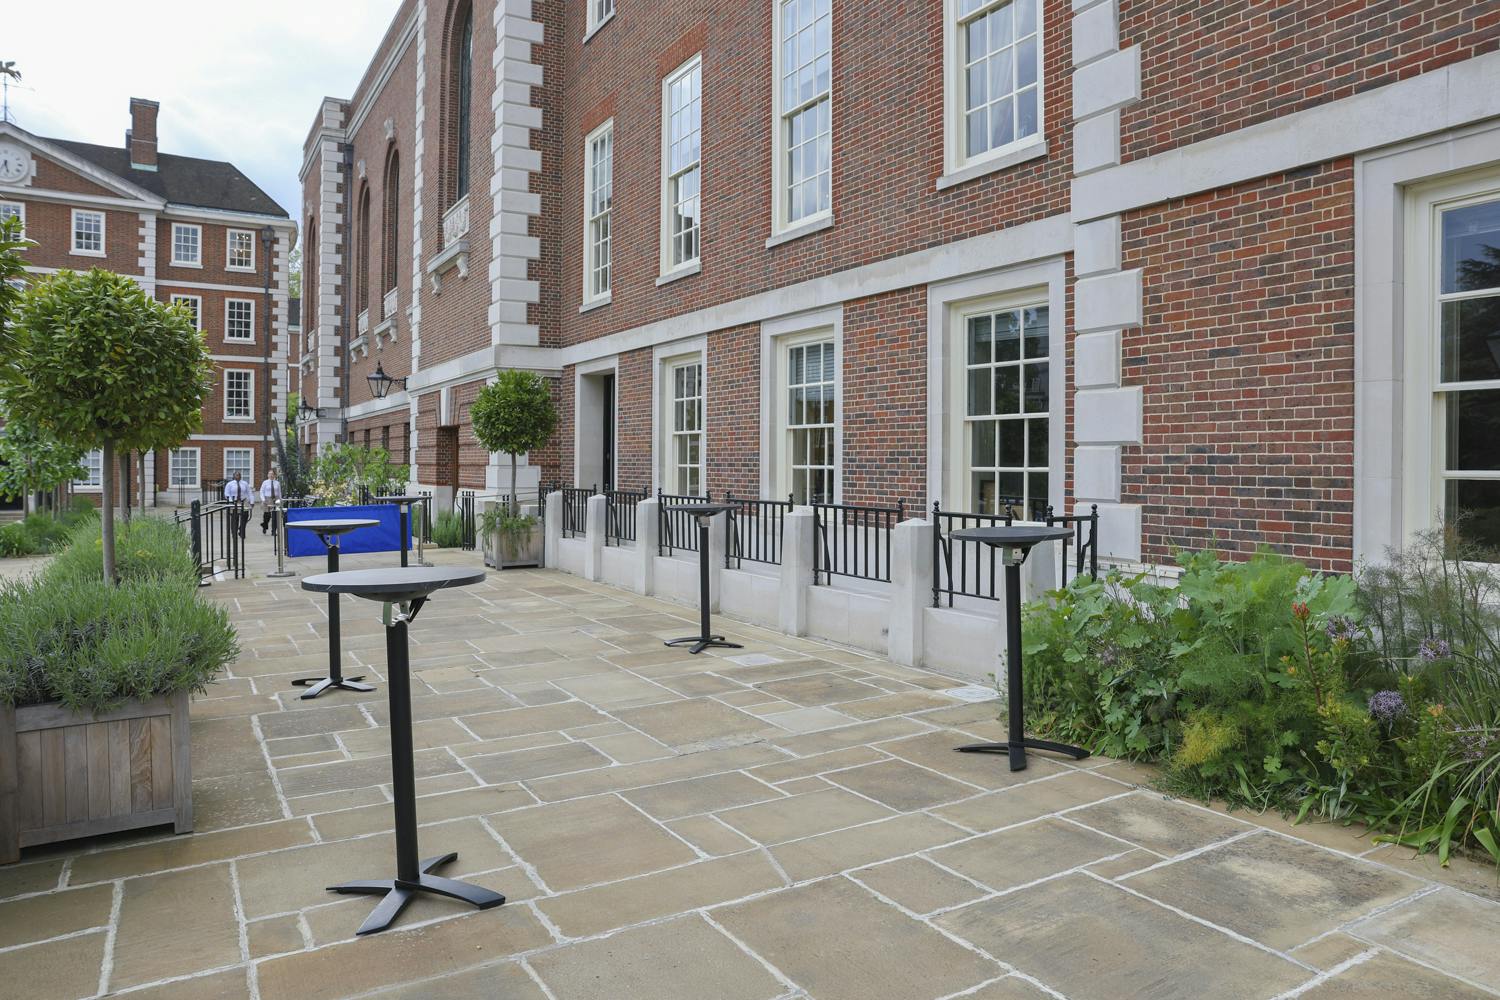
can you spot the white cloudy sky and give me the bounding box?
[5,1,404,228]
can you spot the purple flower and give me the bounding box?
[1418,637,1452,662]
[1324,616,1359,642]
[1454,728,1494,763]
[1367,690,1407,724]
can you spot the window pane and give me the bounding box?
[998,419,1024,467]
[968,314,992,364]
[1446,390,1500,471]
[1017,86,1038,141]
[971,419,995,467]
[1443,199,1500,294]
[1441,296,1500,383]
[1016,0,1036,36]
[1023,306,1048,358]
[998,470,1024,503]
[1024,362,1049,413]
[994,311,1021,363]
[1017,36,1037,88]
[1028,472,1048,511]
[967,368,991,416]
[1446,479,1500,551]
[990,98,1015,149]
[1027,417,1048,466]
[994,367,1019,414]
[972,471,996,514]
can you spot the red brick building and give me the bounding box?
[1,99,296,505]
[300,0,1500,570]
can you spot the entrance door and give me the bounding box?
[601,373,616,490]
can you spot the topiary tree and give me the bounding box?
[470,370,557,518]
[0,416,85,511]
[0,269,213,582]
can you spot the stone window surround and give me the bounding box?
[759,306,843,504]
[652,338,708,496]
[225,297,256,343]
[1355,119,1500,564]
[71,208,105,257]
[168,446,200,488]
[940,0,1048,186]
[171,222,202,268]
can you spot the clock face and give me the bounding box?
[0,144,29,184]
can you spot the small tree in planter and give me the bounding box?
[471,370,556,567]
[0,269,212,583]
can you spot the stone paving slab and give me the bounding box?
[4,549,1499,999]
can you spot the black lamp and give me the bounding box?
[367,361,408,400]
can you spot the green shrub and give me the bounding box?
[1022,541,1500,867]
[46,516,196,586]
[0,516,235,714]
[0,521,36,557]
[430,510,466,549]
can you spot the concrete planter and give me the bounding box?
[483,506,544,569]
[0,689,192,864]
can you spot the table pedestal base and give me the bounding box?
[329,852,505,935]
[956,738,1090,773]
[664,634,742,655]
[293,675,375,699]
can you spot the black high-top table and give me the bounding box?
[374,495,428,568]
[285,519,380,699]
[663,502,743,655]
[301,565,504,935]
[951,525,1091,772]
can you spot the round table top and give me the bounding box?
[285,518,381,535]
[950,524,1073,549]
[301,566,486,602]
[663,502,738,517]
[373,495,428,505]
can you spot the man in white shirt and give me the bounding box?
[260,468,283,535]
[223,472,251,539]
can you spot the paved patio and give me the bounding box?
[3,540,1500,999]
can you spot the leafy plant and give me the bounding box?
[479,505,539,562]
[470,371,557,518]
[304,444,409,506]
[0,517,236,714]
[0,416,86,505]
[430,510,467,549]
[0,269,213,583]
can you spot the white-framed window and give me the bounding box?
[169,448,201,488]
[668,360,704,495]
[223,447,253,484]
[587,0,615,35]
[71,209,104,256]
[785,337,836,505]
[661,56,702,274]
[961,301,1050,518]
[1407,186,1500,550]
[583,120,614,305]
[224,369,254,421]
[773,0,832,233]
[0,201,23,236]
[75,449,103,489]
[171,223,202,266]
[225,298,255,342]
[226,229,256,271]
[169,294,202,330]
[946,0,1043,175]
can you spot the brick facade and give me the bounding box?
[1,100,294,505]
[297,0,1500,571]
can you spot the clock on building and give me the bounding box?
[0,144,32,184]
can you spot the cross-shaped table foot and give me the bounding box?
[664,635,743,655]
[956,738,1090,772]
[293,675,376,700]
[329,852,506,935]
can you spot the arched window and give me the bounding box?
[355,184,371,314]
[382,149,400,293]
[456,8,473,201]
[304,218,317,326]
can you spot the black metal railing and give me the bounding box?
[458,490,477,550]
[812,499,905,584]
[932,500,1100,607]
[200,479,226,506]
[658,489,714,556]
[561,485,595,538]
[605,487,649,546]
[175,498,246,584]
[726,492,793,568]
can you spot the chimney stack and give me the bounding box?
[127,98,159,170]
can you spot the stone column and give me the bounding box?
[633,498,659,596]
[542,490,562,569]
[779,509,814,637]
[888,518,932,668]
[583,493,606,582]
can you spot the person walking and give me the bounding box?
[260,468,284,535]
[223,472,252,539]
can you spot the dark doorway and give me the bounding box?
[601,372,616,490]
[438,425,460,493]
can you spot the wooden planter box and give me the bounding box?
[0,689,191,864]
[483,504,544,570]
